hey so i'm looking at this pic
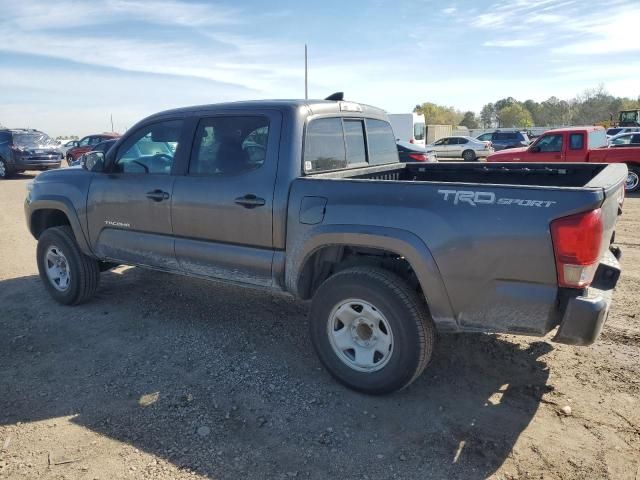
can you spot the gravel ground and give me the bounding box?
[1,173,639,480]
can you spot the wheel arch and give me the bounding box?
[28,197,93,256]
[286,225,457,331]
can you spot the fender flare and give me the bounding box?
[286,224,458,331]
[27,196,93,256]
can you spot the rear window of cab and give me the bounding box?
[304,117,398,173]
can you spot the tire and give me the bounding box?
[626,165,640,193]
[462,149,476,161]
[37,226,100,305]
[309,266,435,394]
[66,154,74,166]
[0,158,10,179]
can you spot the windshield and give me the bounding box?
[13,132,57,148]
[607,128,622,136]
[620,111,639,123]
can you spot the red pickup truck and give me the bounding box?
[488,126,640,192]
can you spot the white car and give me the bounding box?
[426,136,494,161]
[608,131,640,147]
[58,139,79,156]
[606,127,640,139]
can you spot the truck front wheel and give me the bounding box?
[37,226,100,305]
[309,266,434,394]
[626,165,640,193]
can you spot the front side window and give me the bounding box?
[304,118,346,173]
[114,119,182,174]
[414,123,425,141]
[366,119,398,165]
[190,116,269,175]
[569,133,584,150]
[535,134,563,152]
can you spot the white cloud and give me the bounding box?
[483,38,540,47]
[442,7,457,15]
[552,7,640,55]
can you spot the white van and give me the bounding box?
[387,113,426,146]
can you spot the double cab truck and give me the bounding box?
[25,99,625,394]
[487,126,640,192]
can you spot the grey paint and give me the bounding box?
[24,99,627,341]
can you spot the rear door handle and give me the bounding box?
[146,190,170,201]
[234,194,266,208]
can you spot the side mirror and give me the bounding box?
[530,145,541,153]
[83,151,105,172]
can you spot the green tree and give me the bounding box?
[414,102,463,125]
[480,103,495,128]
[459,111,479,129]
[497,104,533,128]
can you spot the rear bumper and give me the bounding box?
[553,249,621,346]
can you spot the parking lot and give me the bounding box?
[1,173,639,479]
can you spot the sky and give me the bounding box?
[1,0,639,137]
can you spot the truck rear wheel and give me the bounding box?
[37,226,100,305]
[309,266,434,394]
[626,165,640,193]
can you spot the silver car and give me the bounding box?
[427,136,494,161]
[608,131,640,146]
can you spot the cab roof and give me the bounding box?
[547,126,605,133]
[147,99,388,120]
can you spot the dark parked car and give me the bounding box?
[396,141,437,162]
[66,133,120,164]
[0,128,61,179]
[71,139,118,167]
[490,130,530,150]
[25,98,625,394]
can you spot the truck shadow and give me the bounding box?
[0,268,552,479]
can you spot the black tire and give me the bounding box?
[37,226,100,305]
[462,149,476,161]
[626,165,640,193]
[0,158,10,179]
[309,266,435,394]
[66,154,74,166]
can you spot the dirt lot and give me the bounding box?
[1,173,639,480]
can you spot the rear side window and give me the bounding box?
[569,133,584,150]
[587,129,607,149]
[304,118,347,173]
[366,119,398,165]
[414,123,425,141]
[190,116,269,176]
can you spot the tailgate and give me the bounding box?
[587,163,626,259]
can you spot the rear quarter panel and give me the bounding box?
[287,177,605,335]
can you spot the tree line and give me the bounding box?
[414,86,640,129]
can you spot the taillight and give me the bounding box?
[550,209,603,288]
[408,153,427,162]
[409,138,415,144]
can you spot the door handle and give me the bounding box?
[146,190,170,201]
[234,194,266,208]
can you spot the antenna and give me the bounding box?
[110,114,114,132]
[304,44,308,100]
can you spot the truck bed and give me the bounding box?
[289,162,626,337]
[315,162,612,188]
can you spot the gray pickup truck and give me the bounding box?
[25,98,625,394]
